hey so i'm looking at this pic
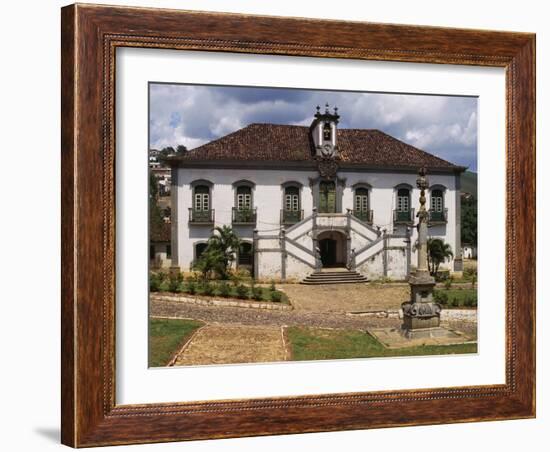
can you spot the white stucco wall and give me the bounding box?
[341,171,459,270]
[150,243,172,269]
[173,167,460,278]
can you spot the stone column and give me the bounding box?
[382,229,388,277]
[253,229,259,280]
[405,226,412,276]
[453,172,464,271]
[169,166,180,274]
[312,207,321,270]
[401,168,441,338]
[346,209,352,269]
[280,226,286,282]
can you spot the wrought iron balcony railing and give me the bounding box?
[393,208,415,224]
[429,208,448,224]
[232,207,257,225]
[280,209,304,225]
[352,209,373,224]
[188,208,214,224]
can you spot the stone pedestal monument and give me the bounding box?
[401,168,443,339]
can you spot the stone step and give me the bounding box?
[307,271,362,277]
[301,278,368,285]
[304,275,366,281]
[311,271,362,276]
[301,270,368,285]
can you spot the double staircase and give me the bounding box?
[301,268,368,285]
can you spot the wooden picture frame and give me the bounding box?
[61,3,535,447]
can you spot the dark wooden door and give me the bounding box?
[319,238,337,267]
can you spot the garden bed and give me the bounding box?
[434,288,478,308]
[150,272,288,304]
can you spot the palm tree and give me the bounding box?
[205,226,241,278]
[427,238,454,276]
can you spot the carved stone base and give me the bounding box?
[402,312,440,331]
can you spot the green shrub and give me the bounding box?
[434,291,448,305]
[186,281,196,295]
[169,272,183,292]
[218,282,231,298]
[236,284,249,299]
[149,273,161,292]
[444,278,452,290]
[435,270,451,282]
[203,282,215,296]
[463,267,477,279]
[252,286,263,301]
[270,280,276,292]
[472,293,478,307]
[270,291,282,303]
[158,279,170,292]
[230,273,242,287]
[451,297,459,308]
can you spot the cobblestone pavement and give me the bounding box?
[151,299,400,330]
[151,299,476,339]
[173,324,286,366]
[278,283,409,312]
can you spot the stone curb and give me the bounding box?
[151,293,293,311]
[347,308,477,322]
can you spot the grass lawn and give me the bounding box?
[149,318,205,367]
[287,326,477,361]
[434,288,477,308]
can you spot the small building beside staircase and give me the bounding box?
[165,105,465,282]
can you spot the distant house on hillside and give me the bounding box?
[150,221,171,269]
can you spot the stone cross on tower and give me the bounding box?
[401,168,442,338]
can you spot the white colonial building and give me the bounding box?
[166,106,465,282]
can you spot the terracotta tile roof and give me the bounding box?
[168,123,463,171]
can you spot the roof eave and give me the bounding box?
[166,158,465,174]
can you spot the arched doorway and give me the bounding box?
[317,230,347,268]
[237,241,254,276]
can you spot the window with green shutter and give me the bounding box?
[319,181,336,213]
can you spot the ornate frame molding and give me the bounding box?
[61,4,535,447]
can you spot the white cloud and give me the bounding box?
[149,84,477,169]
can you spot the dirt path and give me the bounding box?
[172,323,286,366]
[151,299,400,330]
[278,283,409,312]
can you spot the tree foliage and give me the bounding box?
[158,145,187,158]
[427,238,454,276]
[461,195,477,246]
[193,226,241,280]
[149,172,164,231]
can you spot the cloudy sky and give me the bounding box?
[149,83,478,171]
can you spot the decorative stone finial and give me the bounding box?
[416,167,429,216]
[325,102,330,113]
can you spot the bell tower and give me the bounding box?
[310,103,340,158]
